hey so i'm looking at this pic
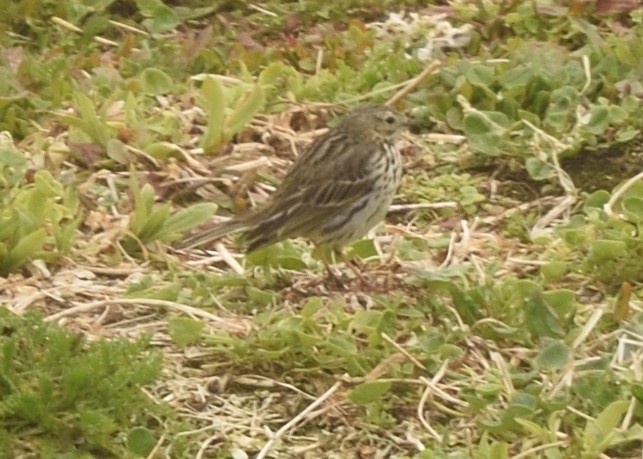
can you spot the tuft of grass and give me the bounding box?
[0,309,187,458]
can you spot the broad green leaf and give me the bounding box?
[498,66,532,88]
[0,146,27,187]
[258,61,302,94]
[326,336,357,357]
[534,340,569,371]
[466,64,495,88]
[591,400,629,436]
[54,215,82,254]
[226,84,265,136]
[348,380,391,405]
[540,261,568,282]
[621,197,643,222]
[73,92,109,147]
[587,239,627,263]
[145,141,181,159]
[300,297,324,317]
[140,68,173,95]
[463,111,508,156]
[34,170,63,197]
[584,190,610,209]
[489,441,509,459]
[137,203,172,242]
[155,203,217,240]
[126,426,156,456]
[436,344,463,360]
[141,4,179,34]
[514,418,548,438]
[290,330,319,346]
[524,289,565,339]
[106,138,130,165]
[168,317,204,347]
[350,239,377,258]
[8,228,47,271]
[199,76,226,152]
[136,0,165,16]
[273,256,307,270]
[525,157,554,181]
[542,289,575,317]
[632,383,643,403]
[584,105,610,135]
[245,286,278,306]
[615,127,639,143]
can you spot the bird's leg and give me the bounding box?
[380,238,401,269]
[314,246,344,285]
[338,250,368,285]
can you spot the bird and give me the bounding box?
[177,104,406,281]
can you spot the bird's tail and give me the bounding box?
[175,218,248,250]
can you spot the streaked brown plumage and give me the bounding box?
[178,105,406,272]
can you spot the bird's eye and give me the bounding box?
[384,115,397,124]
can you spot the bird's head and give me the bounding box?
[340,105,407,142]
[338,105,407,141]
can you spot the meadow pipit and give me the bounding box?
[178,105,406,279]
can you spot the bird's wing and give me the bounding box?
[272,130,373,200]
[245,170,380,252]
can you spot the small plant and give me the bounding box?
[0,309,167,457]
[196,75,266,154]
[0,137,80,276]
[123,170,217,254]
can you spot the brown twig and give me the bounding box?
[386,60,441,107]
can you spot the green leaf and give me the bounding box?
[245,286,278,306]
[592,400,629,435]
[137,203,172,242]
[615,127,639,143]
[155,203,217,240]
[466,64,495,88]
[498,66,532,89]
[350,239,378,258]
[300,297,324,317]
[126,426,156,456]
[540,261,568,282]
[8,228,47,270]
[106,138,130,165]
[621,197,643,222]
[226,84,265,136]
[145,141,181,159]
[542,289,575,317]
[524,289,565,339]
[130,182,156,234]
[534,340,569,371]
[140,68,174,95]
[168,317,204,347]
[137,0,180,34]
[72,92,110,147]
[199,76,226,152]
[462,111,508,156]
[584,190,610,209]
[587,240,627,263]
[632,383,643,403]
[348,380,392,405]
[34,169,63,197]
[489,441,509,459]
[584,105,610,135]
[273,256,308,270]
[525,157,554,181]
[0,145,28,187]
[582,400,630,455]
